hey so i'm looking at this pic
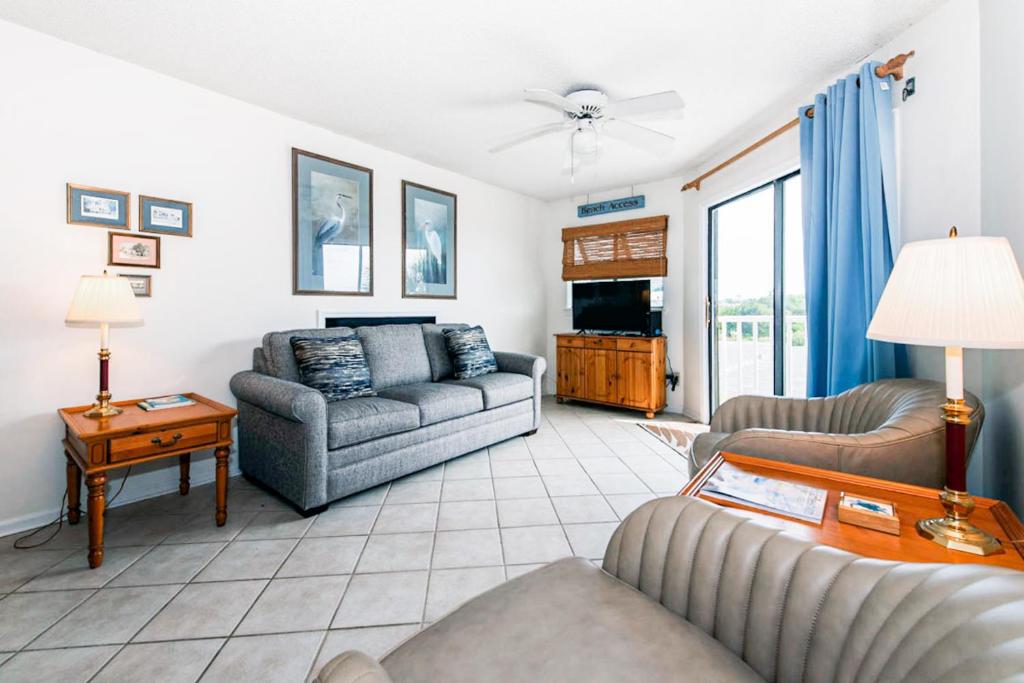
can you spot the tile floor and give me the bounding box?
[0,397,692,682]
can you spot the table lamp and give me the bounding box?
[65,271,143,418]
[867,227,1024,555]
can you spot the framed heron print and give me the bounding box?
[292,148,373,295]
[402,180,456,299]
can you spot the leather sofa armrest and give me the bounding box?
[314,651,393,683]
[229,371,326,424]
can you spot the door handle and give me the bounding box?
[705,296,712,328]
[151,433,183,447]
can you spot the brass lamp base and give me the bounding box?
[82,390,122,419]
[916,488,1003,556]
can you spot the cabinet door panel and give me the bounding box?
[585,349,618,403]
[618,351,652,408]
[557,346,585,397]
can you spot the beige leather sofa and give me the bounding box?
[316,495,1024,682]
[692,378,984,488]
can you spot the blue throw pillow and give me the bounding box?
[290,335,375,401]
[443,326,498,379]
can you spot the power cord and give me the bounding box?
[666,355,679,392]
[12,466,132,550]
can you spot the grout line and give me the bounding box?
[418,463,445,627]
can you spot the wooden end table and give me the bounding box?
[683,451,1024,570]
[58,393,237,568]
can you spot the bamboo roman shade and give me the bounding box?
[561,215,668,281]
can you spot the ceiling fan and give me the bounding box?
[489,87,684,180]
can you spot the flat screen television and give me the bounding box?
[572,280,651,333]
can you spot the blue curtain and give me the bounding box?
[800,62,905,397]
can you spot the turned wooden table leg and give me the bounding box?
[86,472,108,568]
[215,446,229,526]
[179,453,191,495]
[65,452,82,525]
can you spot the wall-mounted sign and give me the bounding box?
[577,195,645,218]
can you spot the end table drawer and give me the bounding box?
[109,422,218,463]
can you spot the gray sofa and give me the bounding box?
[317,495,1024,682]
[229,323,545,513]
[692,379,984,488]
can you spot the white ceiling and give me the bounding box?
[0,0,943,200]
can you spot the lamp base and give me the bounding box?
[916,488,1003,556]
[82,390,122,419]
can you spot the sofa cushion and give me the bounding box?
[357,324,433,390]
[327,397,421,450]
[261,327,355,382]
[445,372,533,410]
[378,382,484,426]
[422,323,469,381]
[291,335,375,402]
[443,325,498,379]
[380,557,762,683]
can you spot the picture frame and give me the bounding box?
[118,273,152,297]
[66,184,130,229]
[402,180,457,299]
[108,232,160,269]
[292,148,373,296]
[139,195,192,237]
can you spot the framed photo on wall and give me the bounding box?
[66,184,130,229]
[292,148,373,295]
[402,180,456,299]
[108,232,160,268]
[139,195,192,237]
[118,273,152,297]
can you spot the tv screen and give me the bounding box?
[572,280,651,333]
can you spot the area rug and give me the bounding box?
[637,420,710,460]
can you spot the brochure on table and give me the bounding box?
[702,463,828,523]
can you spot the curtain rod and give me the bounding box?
[681,51,915,192]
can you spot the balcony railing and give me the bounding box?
[715,314,807,405]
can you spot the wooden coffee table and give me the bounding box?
[58,393,237,568]
[683,451,1024,570]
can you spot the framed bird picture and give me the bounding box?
[402,180,457,299]
[292,148,373,295]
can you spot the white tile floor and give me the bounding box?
[0,397,692,682]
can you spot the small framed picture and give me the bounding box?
[837,492,900,535]
[402,180,457,299]
[109,232,160,269]
[139,195,192,237]
[66,184,130,229]
[118,273,152,297]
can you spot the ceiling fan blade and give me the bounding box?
[523,88,584,115]
[604,91,684,119]
[488,122,568,153]
[602,119,675,157]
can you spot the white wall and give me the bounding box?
[979,0,1024,511]
[0,20,547,534]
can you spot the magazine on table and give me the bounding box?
[702,463,828,523]
[137,394,196,411]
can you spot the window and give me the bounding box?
[708,171,804,410]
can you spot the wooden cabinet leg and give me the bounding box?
[179,453,191,495]
[556,397,565,404]
[215,447,229,526]
[86,472,107,568]
[645,411,655,419]
[66,452,82,525]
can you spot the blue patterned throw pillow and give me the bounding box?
[443,326,498,379]
[290,335,375,401]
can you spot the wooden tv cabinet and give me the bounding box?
[554,333,667,418]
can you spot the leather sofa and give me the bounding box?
[692,379,984,488]
[229,323,545,514]
[316,495,1024,682]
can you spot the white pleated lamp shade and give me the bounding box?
[867,235,1024,349]
[65,273,143,327]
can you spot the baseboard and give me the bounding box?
[0,464,241,538]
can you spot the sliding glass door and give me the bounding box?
[708,172,804,411]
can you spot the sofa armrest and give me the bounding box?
[229,371,326,424]
[494,351,546,431]
[493,351,546,379]
[314,651,392,683]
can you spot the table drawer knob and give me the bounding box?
[151,433,183,447]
